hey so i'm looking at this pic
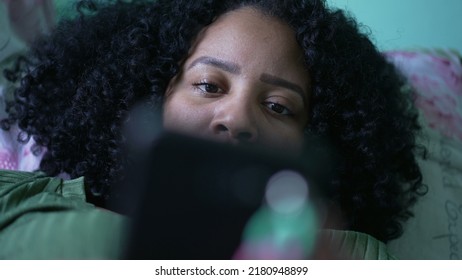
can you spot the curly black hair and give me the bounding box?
[2,0,426,242]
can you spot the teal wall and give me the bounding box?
[327,0,462,53]
[52,0,462,53]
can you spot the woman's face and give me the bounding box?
[163,7,310,152]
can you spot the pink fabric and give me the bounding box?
[385,50,462,142]
[0,0,52,171]
[0,124,44,171]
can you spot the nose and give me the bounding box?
[210,96,258,144]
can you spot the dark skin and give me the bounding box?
[164,8,310,152]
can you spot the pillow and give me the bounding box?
[385,50,462,259]
[0,1,50,172]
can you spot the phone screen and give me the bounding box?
[120,133,327,259]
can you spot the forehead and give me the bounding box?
[185,7,308,78]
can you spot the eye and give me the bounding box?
[193,82,224,94]
[262,102,293,116]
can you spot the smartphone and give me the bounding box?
[119,132,328,259]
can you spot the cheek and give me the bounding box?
[260,124,305,153]
[162,93,211,134]
[287,131,305,152]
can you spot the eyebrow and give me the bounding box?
[260,73,307,102]
[188,56,241,74]
[187,56,307,102]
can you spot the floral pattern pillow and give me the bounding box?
[385,50,462,142]
[0,94,44,171]
[385,50,462,259]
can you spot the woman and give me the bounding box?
[1,0,425,258]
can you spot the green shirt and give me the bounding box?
[0,170,127,259]
[0,170,394,259]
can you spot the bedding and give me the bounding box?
[0,0,47,173]
[386,49,462,259]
